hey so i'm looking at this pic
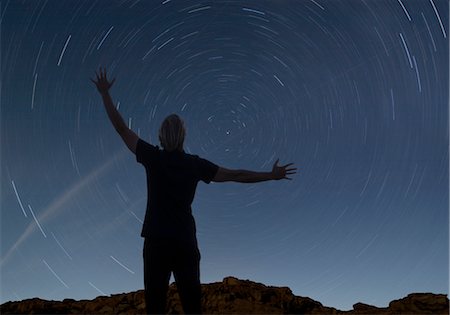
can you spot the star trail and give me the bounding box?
[1,0,448,311]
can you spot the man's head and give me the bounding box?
[159,114,186,152]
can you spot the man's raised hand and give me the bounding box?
[91,67,116,95]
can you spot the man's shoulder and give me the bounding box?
[136,139,161,165]
[138,138,160,150]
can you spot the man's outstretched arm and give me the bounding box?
[212,159,297,183]
[91,67,138,154]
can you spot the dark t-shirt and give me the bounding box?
[136,138,219,242]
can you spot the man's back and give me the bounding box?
[136,138,219,240]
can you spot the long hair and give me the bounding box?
[159,114,186,152]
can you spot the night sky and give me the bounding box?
[1,0,448,311]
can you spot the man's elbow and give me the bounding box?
[212,167,238,182]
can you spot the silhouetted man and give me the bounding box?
[91,67,297,314]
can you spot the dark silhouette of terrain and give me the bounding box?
[1,277,448,314]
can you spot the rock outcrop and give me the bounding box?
[1,276,448,314]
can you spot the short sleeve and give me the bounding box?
[196,156,219,184]
[136,138,159,165]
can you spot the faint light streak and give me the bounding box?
[30,0,48,33]
[11,180,27,217]
[373,27,389,56]
[332,206,349,226]
[151,104,158,118]
[360,169,372,196]
[396,0,411,21]
[181,31,199,39]
[110,256,135,274]
[273,74,284,86]
[142,45,156,60]
[84,0,96,15]
[399,33,413,68]
[176,81,192,100]
[31,73,37,109]
[51,232,73,260]
[115,183,129,203]
[242,7,266,15]
[362,118,368,144]
[188,6,211,14]
[2,151,126,266]
[412,56,422,93]
[162,0,171,4]
[404,164,418,198]
[120,28,141,48]
[129,210,143,223]
[273,55,288,68]
[249,22,279,35]
[421,12,437,52]
[157,37,174,50]
[88,281,107,295]
[128,0,141,8]
[68,140,80,176]
[128,117,132,129]
[412,165,427,199]
[245,200,260,207]
[429,0,447,38]
[177,63,192,74]
[174,40,189,50]
[152,21,184,43]
[43,259,69,288]
[0,0,10,22]
[97,26,114,50]
[329,109,333,129]
[188,50,210,60]
[310,0,325,11]
[57,34,71,66]
[33,41,44,75]
[375,172,389,200]
[27,204,46,238]
[248,15,270,23]
[390,88,396,120]
[82,35,98,64]
[251,69,262,76]
[356,234,379,258]
[181,103,188,111]
[167,68,178,79]
[77,105,81,132]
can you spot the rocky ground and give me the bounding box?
[1,276,448,314]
